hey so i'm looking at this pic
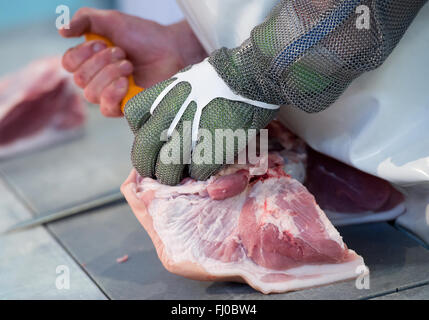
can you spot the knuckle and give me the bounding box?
[99,105,111,117]
[62,51,74,70]
[102,85,117,102]
[97,48,122,66]
[73,71,87,88]
[106,9,121,19]
[95,48,113,64]
[84,87,98,104]
[106,63,125,79]
[76,7,91,17]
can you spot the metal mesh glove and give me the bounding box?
[125,59,279,186]
[210,0,426,112]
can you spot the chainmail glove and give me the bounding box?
[124,58,279,186]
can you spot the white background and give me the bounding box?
[118,0,184,25]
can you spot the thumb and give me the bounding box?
[59,7,120,40]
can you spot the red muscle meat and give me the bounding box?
[207,170,249,200]
[305,148,404,213]
[0,57,86,158]
[238,169,347,270]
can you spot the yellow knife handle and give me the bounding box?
[85,33,144,113]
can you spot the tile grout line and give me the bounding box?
[393,223,429,250]
[45,225,112,300]
[0,173,111,300]
[0,171,39,217]
[365,280,429,300]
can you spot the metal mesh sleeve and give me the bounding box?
[209,0,427,113]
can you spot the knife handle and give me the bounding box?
[85,33,144,113]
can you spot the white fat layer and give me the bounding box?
[136,177,209,197]
[249,179,300,236]
[148,188,246,262]
[248,177,344,248]
[262,210,299,237]
[203,251,365,294]
[316,206,345,248]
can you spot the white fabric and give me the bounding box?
[176,0,278,54]
[150,58,279,150]
[118,0,184,25]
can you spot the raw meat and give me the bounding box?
[121,127,366,294]
[268,121,406,226]
[0,57,86,158]
[305,148,406,226]
[116,255,129,264]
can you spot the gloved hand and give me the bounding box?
[124,58,279,185]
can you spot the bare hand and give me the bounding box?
[60,8,207,117]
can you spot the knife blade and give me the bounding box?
[2,190,125,234]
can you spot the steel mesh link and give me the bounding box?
[129,81,192,178]
[189,99,277,180]
[155,102,196,185]
[124,78,176,134]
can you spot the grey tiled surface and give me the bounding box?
[48,202,429,300]
[0,179,106,300]
[0,20,111,300]
[373,284,429,300]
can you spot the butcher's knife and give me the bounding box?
[2,190,125,234]
[85,33,145,113]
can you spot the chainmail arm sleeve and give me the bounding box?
[209,0,427,113]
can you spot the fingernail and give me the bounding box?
[119,61,133,73]
[93,42,106,53]
[112,47,125,60]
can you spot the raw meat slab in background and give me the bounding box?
[48,202,429,300]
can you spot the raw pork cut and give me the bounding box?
[305,148,406,226]
[121,126,366,294]
[0,57,86,158]
[268,121,406,226]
